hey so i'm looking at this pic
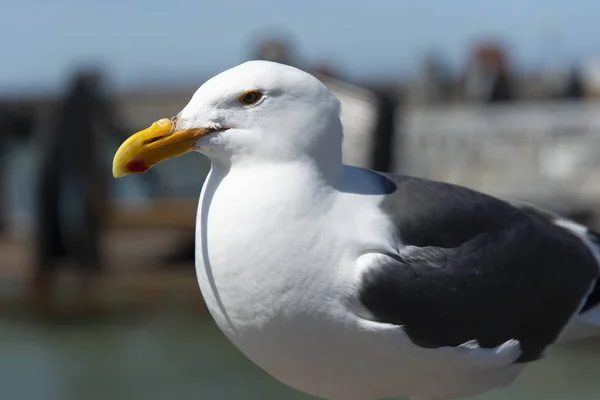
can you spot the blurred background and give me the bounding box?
[2,0,600,399]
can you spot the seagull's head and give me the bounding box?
[112,60,342,178]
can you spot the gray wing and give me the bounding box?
[358,172,600,362]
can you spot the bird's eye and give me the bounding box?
[239,90,262,106]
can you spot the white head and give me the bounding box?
[112,61,343,177]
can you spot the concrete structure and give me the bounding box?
[396,102,600,221]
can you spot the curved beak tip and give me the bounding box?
[111,117,216,179]
[111,118,175,178]
[113,159,151,178]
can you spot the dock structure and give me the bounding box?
[2,75,600,315]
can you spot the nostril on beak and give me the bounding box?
[143,136,166,145]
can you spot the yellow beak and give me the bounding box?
[112,118,219,178]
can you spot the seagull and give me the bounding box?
[112,61,600,400]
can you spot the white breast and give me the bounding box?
[195,163,347,344]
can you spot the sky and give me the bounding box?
[2,0,600,94]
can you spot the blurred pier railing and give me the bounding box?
[5,86,600,227]
[393,102,600,223]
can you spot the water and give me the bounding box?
[1,313,599,400]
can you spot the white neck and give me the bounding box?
[198,158,341,236]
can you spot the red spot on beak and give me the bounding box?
[126,160,149,173]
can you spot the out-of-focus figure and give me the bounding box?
[0,111,9,234]
[31,70,125,309]
[252,36,297,66]
[463,41,516,103]
[0,107,35,234]
[416,52,453,105]
[543,63,584,100]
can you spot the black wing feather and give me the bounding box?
[358,173,599,362]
